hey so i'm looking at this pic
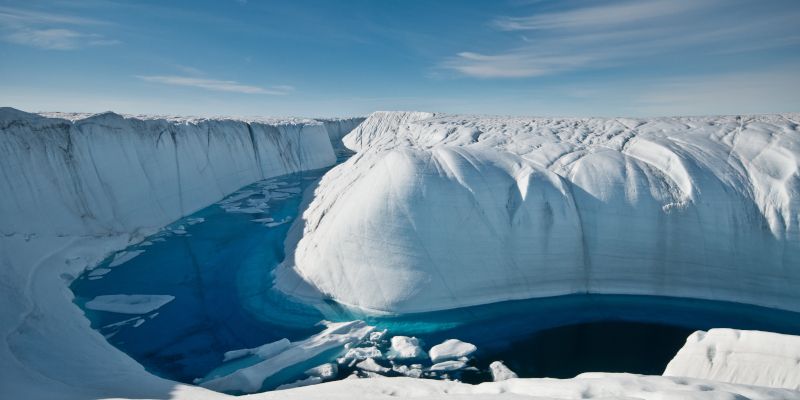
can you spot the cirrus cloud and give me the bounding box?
[137,75,293,95]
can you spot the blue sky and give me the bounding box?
[1,0,798,117]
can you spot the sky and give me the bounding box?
[0,0,799,118]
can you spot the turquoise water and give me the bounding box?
[71,167,333,382]
[71,164,800,391]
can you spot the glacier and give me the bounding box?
[288,111,800,314]
[2,107,800,399]
[0,107,363,399]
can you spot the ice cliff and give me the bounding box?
[290,111,800,314]
[0,107,363,237]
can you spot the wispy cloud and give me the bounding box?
[0,5,117,50]
[443,0,800,79]
[493,1,703,31]
[0,5,108,26]
[137,75,293,95]
[443,52,594,78]
[6,28,119,50]
[634,66,800,116]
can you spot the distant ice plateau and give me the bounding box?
[1,107,799,399]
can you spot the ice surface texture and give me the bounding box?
[0,107,362,238]
[665,328,800,390]
[291,111,800,314]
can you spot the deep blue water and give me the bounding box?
[71,164,800,392]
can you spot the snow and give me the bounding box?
[289,111,800,314]
[199,320,375,394]
[388,336,426,360]
[664,328,800,390]
[275,376,323,390]
[490,361,518,382]
[253,374,800,400]
[429,339,477,363]
[84,294,175,314]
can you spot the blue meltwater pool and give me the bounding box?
[71,164,800,393]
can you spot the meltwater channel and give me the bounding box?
[71,160,800,393]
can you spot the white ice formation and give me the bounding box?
[489,361,518,382]
[290,111,800,314]
[83,294,175,314]
[429,339,477,363]
[665,328,800,390]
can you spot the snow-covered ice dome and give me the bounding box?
[288,111,800,314]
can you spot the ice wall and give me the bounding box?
[664,329,800,390]
[0,107,362,237]
[290,111,800,314]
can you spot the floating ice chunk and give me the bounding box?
[490,361,518,381]
[273,187,302,194]
[88,268,111,277]
[392,363,423,378]
[305,363,338,380]
[251,217,275,223]
[275,376,322,390]
[356,358,389,374]
[429,339,477,363]
[222,338,291,362]
[343,345,382,361]
[108,250,144,267]
[186,217,205,225]
[264,217,292,228]
[226,206,268,214]
[101,316,143,329]
[200,320,374,394]
[84,294,174,314]
[218,190,257,205]
[388,336,426,360]
[138,241,153,247]
[368,329,387,343]
[430,359,468,372]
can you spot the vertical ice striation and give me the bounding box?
[0,108,362,237]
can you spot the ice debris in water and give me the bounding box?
[108,250,144,267]
[489,361,518,381]
[429,339,477,363]
[222,338,291,362]
[388,336,426,360]
[84,294,175,314]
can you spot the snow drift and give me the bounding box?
[290,111,800,314]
